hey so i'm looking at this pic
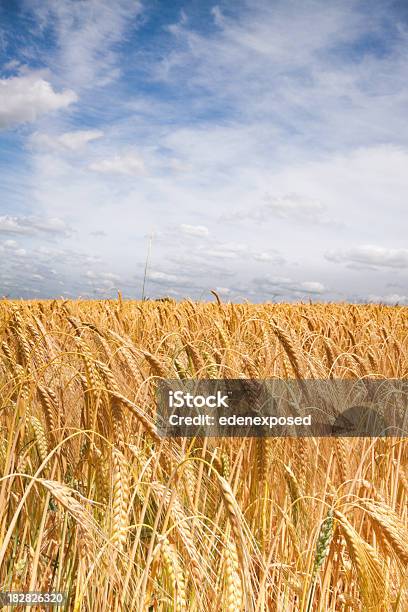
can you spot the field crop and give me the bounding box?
[0,299,407,611]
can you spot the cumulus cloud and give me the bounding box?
[89,153,146,175]
[0,73,77,129]
[0,237,123,299]
[3,240,18,249]
[325,245,408,269]
[0,215,71,236]
[0,240,27,257]
[30,130,103,151]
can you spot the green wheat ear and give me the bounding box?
[306,508,335,612]
[313,508,334,575]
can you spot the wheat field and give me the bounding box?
[0,299,407,611]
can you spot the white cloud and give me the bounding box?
[263,195,330,224]
[0,215,71,236]
[30,130,103,151]
[206,249,240,260]
[149,271,184,283]
[28,0,143,89]
[253,252,281,262]
[3,59,21,72]
[100,278,115,288]
[3,240,18,249]
[86,270,120,282]
[155,2,368,127]
[0,73,77,129]
[254,276,327,297]
[194,241,284,266]
[167,158,192,172]
[0,240,27,258]
[253,252,272,262]
[89,153,146,175]
[226,194,332,225]
[367,294,408,305]
[299,281,325,294]
[326,245,408,269]
[215,286,230,294]
[180,224,209,237]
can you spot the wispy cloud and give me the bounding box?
[24,0,143,90]
[30,129,103,151]
[89,153,146,175]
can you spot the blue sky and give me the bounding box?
[0,0,408,302]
